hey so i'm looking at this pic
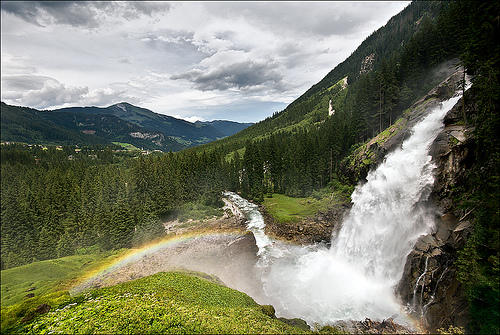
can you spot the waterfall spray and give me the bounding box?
[226,89,466,326]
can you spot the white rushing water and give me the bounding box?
[224,91,464,326]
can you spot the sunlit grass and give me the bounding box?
[263,193,329,223]
[1,250,126,307]
[23,272,310,334]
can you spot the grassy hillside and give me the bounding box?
[263,194,330,224]
[1,250,126,307]
[19,271,311,334]
[1,250,130,332]
[262,180,353,224]
[0,102,106,146]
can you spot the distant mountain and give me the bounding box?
[0,102,253,151]
[195,120,254,138]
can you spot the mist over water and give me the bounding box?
[224,92,464,326]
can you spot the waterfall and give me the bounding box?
[225,90,465,326]
[413,257,429,308]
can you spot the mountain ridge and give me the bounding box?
[0,101,253,151]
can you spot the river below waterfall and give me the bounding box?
[223,91,465,327]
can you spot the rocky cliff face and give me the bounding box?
[261,64,475,332]
[397,87,477,332]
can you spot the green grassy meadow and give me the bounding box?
[111,142,140,151]
[263,194,330,223]
[1,251,125,307]
[20,272,310,334]
[262,182,353,224]
[1,250,128,332]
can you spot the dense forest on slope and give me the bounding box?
[190,1,446,153]
[188,1,468,200]
[1,144,232,269]
[1,0,498,332]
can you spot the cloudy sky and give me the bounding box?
[1,1,409,123]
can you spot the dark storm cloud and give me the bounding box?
[171,60,284,92]
[0,1,170,27]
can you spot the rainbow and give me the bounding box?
[71,229,247,294]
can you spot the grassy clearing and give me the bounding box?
[263,182,353,224]
[22,271,310,334]
[225,147,246,162]
[111,142,140,151]
[1,250,126,307]
[1,250,129,333]
[177,202,224,222]
[263,194,329,223]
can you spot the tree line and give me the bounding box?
[0,145,232,269]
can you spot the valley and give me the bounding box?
[1,1,499,334]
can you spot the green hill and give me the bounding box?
[23,272,311,334]
[0,102,253,151]
[1,260,313,335]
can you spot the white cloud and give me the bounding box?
[173,114,205,123]
[1,1,410,121]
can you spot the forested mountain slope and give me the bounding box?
[192,1,448,155]
[0,102,253,151]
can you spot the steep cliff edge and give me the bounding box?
[326,66,475,332]
[339,63,463,184]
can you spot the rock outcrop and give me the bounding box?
[333,318,414,334]
[397,88,476,332]
[336,62,472,332]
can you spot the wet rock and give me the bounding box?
[26,287,36,292]
[453,221,471,233]
[260,305,276,318]
[24,293,35,298]
[333,318,414,334]
[340,62,462,185]
[263,202,351,244]
[397,71,476,333]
